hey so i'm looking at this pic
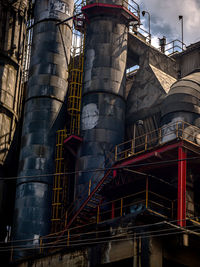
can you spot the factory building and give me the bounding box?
[0,0,200,266]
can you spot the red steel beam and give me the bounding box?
[65,141,185,230]
[115,141,183,169]
[111,202,115,219]
[64,134,83,144]
[177,146,187,227]
[82,3,139,21]
[65,169,112,229]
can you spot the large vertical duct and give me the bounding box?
[13,0,74,259]
[160,71,200,220]
[161,72,200,132]
[75,1,136,204]
[0,0,28,241]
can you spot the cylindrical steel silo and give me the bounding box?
[75,0,137,205]
[0,0,28,241]
[13,0,74,259]
[161,71,200,135]
[160,71,200,220]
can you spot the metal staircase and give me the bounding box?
[64,152,116,229]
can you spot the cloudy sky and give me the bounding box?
[137,0,200,48]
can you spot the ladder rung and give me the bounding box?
[53,188,63,190]
[87,203,96,208]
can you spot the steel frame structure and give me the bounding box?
[63,138,200,230]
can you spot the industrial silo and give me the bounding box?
[75,0,139,205]
[160,71,200,219]
[161,71,200,143]
[0,0,28,242]
[13,0,74,259]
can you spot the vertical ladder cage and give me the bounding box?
[51,2,85,233]
[67,3,85,136]
[51,129,67,233]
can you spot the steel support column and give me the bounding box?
[111,202,115,219]
[177,146,186,227]
[113,170,117,178]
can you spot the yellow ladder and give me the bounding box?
[51,25,85,234]
[67,29,85,136]
[51,129,68,233]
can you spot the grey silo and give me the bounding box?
[161,71,200,127]
[13,0,74,259]
[75,3,128,204]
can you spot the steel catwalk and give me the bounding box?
[13,0,74,259]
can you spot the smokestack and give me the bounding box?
[159,36,166,53]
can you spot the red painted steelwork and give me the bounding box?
[65,141,188,231]
[64,134,83,144]
[66,169,112,229]
[64,135,83,156]
[114,141,183,169]
[177,146,187,227]
[111,202,115,219]
[82,3,139,22]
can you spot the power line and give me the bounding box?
[1,223,199,250]
[2,223,200,252]
[2,216,200,246]
[0,156,199,181]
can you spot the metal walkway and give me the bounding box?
[64,121,200,230]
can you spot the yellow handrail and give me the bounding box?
[115,121,200,161]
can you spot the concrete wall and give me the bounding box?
[126,33,177,139]
[18,250,89,267]
[15,233,200,267]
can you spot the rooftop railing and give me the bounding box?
[84,0,140,19]
[115,121,200,161]
[160,39,186,55]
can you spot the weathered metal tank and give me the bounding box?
[160,71,200,219]
[161,71,200,143]
[0,0,28,241]
[13,0,74,259]
[75,0,136,205]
